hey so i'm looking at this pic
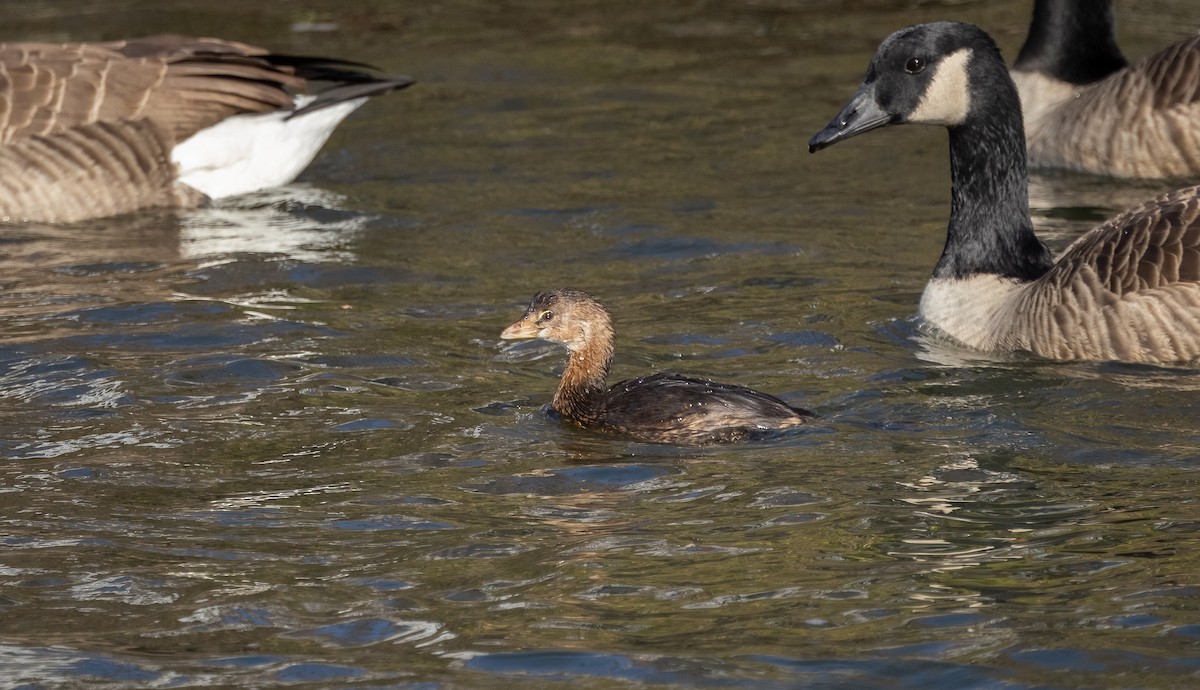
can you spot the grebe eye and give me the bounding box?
[538,310,553,322]
[905,57,926,74]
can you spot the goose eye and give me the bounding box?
[538,310,553,322]
[905,57,926,74]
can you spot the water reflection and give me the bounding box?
[0,187,372,346]
[179,187,368,262]
[1,0,1200,688]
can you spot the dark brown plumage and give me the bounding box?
[500,290,814,445]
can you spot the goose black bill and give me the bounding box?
[808,85,895,152]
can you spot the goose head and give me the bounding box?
[809,22,1013,151]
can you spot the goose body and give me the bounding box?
[500,290,814,445]
[809,21,1200,364]
[1011,0,1200,178]
[0,35,413,223]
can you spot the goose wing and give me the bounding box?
[0,36,410,223]
[0,37,306,145]
[1032,35,1200,177]
[1059,186,1200,293]
[1020,186,1200,361]
[1134,35,1200,111]
[0,119,204,223]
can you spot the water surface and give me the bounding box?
[1,1,1199,688]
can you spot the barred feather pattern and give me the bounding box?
[0,118,203,223]
[0,35,406,223]
[1015,35,1200,178]
[925,187,1200,362]
[0,37,301,144]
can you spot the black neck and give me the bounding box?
[936,63,1053,281]
[1013,0,1127,84]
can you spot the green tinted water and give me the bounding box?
[1,1,1199,687]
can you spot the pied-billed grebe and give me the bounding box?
[500,289,814,444]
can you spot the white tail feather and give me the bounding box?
[171,95,367,199]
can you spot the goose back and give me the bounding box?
[1012,0,1200,178]
[0,36,410,223]
[0,37,302,144]
[1002,186,1200,361]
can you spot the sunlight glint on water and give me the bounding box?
[0,1,1198,688]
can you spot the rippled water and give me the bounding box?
[2,1,1200,688]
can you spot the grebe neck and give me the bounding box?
[553,323,615,423]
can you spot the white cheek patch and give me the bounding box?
[909,47,972,125]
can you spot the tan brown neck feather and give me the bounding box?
[551,319,615,423]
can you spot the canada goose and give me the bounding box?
[0,35,413,223]
[500,290,814,444]
[1011,0,1200,178]
[809,21,1200,364]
